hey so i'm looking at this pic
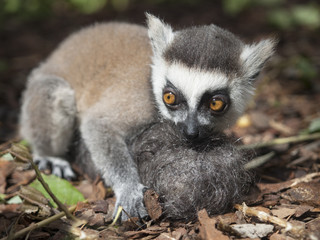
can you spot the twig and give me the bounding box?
[29,158,77,221]
[234,203,306,239]
[17,192,49,211]
[122,208,141,228]
[238,132,320,150]
[290,172,320,187]
[0,204,79,240]
[244,151,275,170]
[110,205,123,226]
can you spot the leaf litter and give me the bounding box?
[0,112,320,239]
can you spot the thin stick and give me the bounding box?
[29,158,77,221]
[238,132,320,150]
[0,204,78,240]
[7,145,76,220]
[110,205,123,226]
[235,203,306,238]
[244,151,275,170]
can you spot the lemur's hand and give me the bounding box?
[34,156,75,180]
[113,183,148,221]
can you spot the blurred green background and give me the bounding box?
[0,0,319,142]
[1,0,320,29]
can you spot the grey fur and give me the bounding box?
[20,15,274,221]
[20,22,155,221]
[164,25,243,74]
[20,74,76,179]
[146,14,276,141]
[132,122,252,220]
[72,122,252,221]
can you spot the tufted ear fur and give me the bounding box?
[240,38,277,82]
[146,13,174,56]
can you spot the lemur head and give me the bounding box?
[146,14,276,141]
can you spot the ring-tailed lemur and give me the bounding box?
[20,14,276,221]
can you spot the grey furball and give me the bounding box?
[131,122,252,221]
[71,122,252,221]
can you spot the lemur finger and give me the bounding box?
[52,165,63,178]
[63,167,76,180]
[36,158,50,170]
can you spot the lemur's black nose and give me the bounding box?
[184,128,199,140]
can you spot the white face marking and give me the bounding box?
[167,63,229,110]
[151,60,230,122]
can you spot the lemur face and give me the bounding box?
[146,13,276,141]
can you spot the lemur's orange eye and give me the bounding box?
[163,92,176,105]
[210,98,226,112]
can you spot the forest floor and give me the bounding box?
[0,1,320,239]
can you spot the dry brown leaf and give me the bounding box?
[258,172,320,194]
[262,194,280,207]
[9,143,32,162]
[0,160,16,193]
[271,207,296,219]
[172,227,187,238]
[124,230,145,238]
[74,201,91,214]
[198,209,229,240]
[218,212,239,225]
[0,204,20,214]
[92,179,110,200]
[155,232,181,240]
[6,169,36,193]
[75,180,95,199]
[294,205,313,217]
[269,233,295,240]
[92,199,109,214]
[281,182,320,206]
[306,217,320,239]
[144,189,162,221]
[99,228,126,240]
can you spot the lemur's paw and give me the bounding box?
[113,184,148,222]
[34,156,76,180]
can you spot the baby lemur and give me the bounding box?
[20,14,275,220]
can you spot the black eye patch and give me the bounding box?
[163,79,188,109]
[198,89,230,112]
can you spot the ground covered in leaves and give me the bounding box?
[1,0,320,239]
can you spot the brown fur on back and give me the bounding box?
[34,22,154,131]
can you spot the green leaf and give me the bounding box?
[19,139,30,147]
[292,5,320,29]
[268,9,293,30]
[7,195,23,204]
[111,0,129,12]
[30,174,85,208]
[309,118,320,133]
[68,0,107,14]
[256,0,285,7]
[222,0,252,16]
[0,193,6,203]
[295,56,317,81]
[1,153,14,161]
[4,0,21,13]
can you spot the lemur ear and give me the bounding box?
[146,13,174,56]
[240,38,277,82]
